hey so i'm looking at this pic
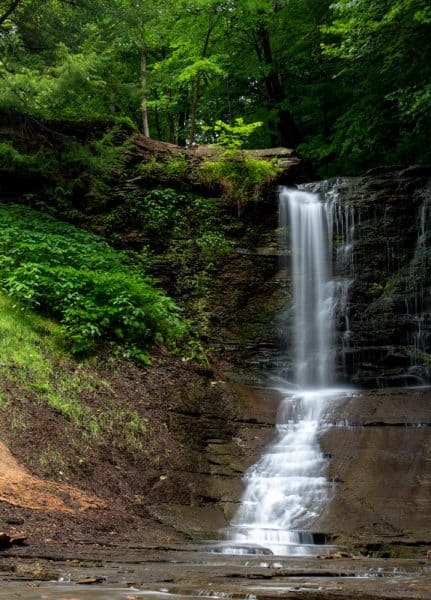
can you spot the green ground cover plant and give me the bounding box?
[0,205,187,362]
[198,119,281,215]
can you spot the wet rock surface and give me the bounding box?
[0,541,431,599]
[147,384,281,537]
[148,385,431,558]
[321,167,431,385]
[316,387,431,552]
[207,167,431,386]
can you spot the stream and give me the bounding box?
[1,545,430,599]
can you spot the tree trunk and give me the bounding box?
[0,0,22,27]
[167,112,175,144]
[189,77,201,145]
[140,49,150,138]
[254,21,300,147]
[189,11,217,145]
[177,109,187,146]
[154,106,162,140]
[304,0,330,138]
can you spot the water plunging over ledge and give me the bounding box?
[284,187,335,387]
[226,186,355,556]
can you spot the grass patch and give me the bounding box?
[0,294,147,450]
[198,150,281,215]
[0,294,87,423]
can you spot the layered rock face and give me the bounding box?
[158,166,431,551]
[318,166,431,387]
[213,166,431,387]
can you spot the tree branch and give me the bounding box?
[0,0,23,27]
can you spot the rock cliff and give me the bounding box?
[318,167,431,386]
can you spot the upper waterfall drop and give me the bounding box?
[280,187,335,388]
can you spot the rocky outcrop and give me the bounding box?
[323,167,431,386]
[205,166,431,387]
[146,384,281,539]
[148,384,431,558]
[309,387,431,557]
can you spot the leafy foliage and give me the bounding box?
[0,0,429,176]
[204,118,264,150]
[103,187,187,244]
[0,141,57,177]
[199,150,280,215]
[318,0,431,171]
[0,205,187,361]
[137,155,189,182]
[0,125,130,211]
[0,292,148,447]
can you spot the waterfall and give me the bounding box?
[284,188,334,387]
[406,197,431,372]
[228,185,354,556]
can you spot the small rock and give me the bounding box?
[316,551,354,559]
[0,532,27,549]
[77,576,106,585]
[10,535,27,546]
[4,518,24,525]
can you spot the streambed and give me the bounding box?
[0,544,430,599]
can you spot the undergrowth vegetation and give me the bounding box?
[0,125,130,212]
[0,294,148,450]
[199,120,281,215]
[0,205,187,362]
[199,151,280,216]
[136,154,189,183]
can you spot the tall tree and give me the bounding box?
[321,0,431,170]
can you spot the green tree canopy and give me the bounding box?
[0,0,429,173]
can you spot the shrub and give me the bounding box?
[103,188,187,244]
[203,118,264,150]
[0,141,58,178]
[0,126,130,210]
[199,150,280,215]
[0,205,187,361]
[137,154,189,182]
[196,231,233,264]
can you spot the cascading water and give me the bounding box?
[228,185,354,556]
[285,189,335,387]
[406,196,431,373]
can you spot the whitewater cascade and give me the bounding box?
[285,188,334,386]
[230,185,354,555]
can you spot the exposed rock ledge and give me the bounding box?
[129,134,307,183]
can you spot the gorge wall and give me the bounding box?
[144,165,431,555]
[219,166,431,388]
[320,167,431,387]
[1,112,431,556]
